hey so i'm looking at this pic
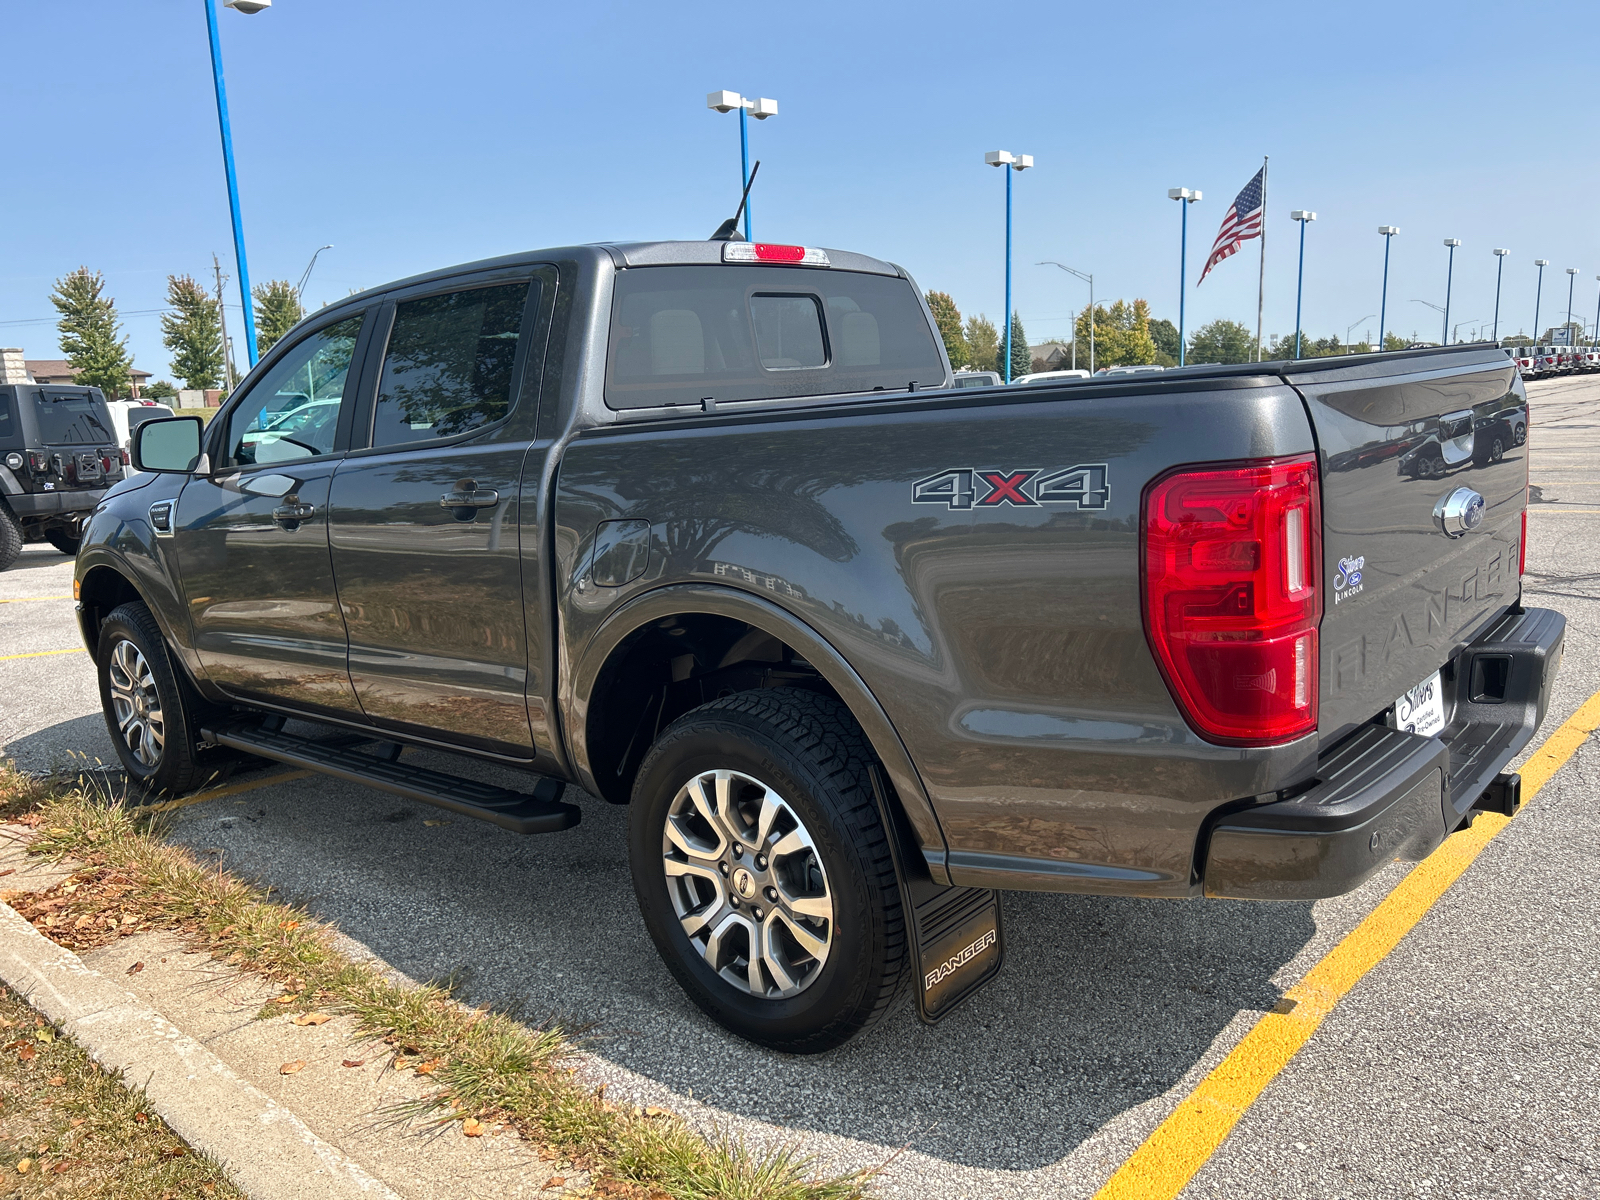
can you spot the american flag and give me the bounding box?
[1198,166,1265,285]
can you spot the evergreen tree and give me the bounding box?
[1187,318,1255,364]
[1007,311,1031,379]
[49,268,133,397]
[161,274,225,390]
[1149,318,1181,363]
[144,380,177,400]
[1076,299,1157,369]
[926,291,969,368]
[964,314,999,374]
[253,279,305,356]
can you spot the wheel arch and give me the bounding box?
[566,583,950,880]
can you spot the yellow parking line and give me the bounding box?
[0,595,74,603]
[1093,688,1600,1200]
[0,648,85,662]
[144,769,317,812]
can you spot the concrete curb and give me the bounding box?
[0,900,403,1200]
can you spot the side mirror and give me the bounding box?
[132,417,205,473]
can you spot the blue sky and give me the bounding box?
[5,0,1598,379]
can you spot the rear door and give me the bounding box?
[1291,348,1525,745]
[325,270,549,758]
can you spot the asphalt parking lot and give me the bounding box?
[3,374,1598,1199]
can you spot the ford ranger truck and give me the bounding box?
[0,383,124,569]
[76,240,1561,1052]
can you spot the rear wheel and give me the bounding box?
[629,689,907,1053]
[45,530,81,556]
[0,503,20,572]
[96,601,214,793]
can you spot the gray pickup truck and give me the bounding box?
[76,239,1560,1051]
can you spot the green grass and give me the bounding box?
[170,407,219,425]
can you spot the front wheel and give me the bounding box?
[96,601,214,793]
[0,504,20,572]
[629,689,907,1053]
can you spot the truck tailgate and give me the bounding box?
[1288,348,1527,745]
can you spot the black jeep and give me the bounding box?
[0,383,124,569]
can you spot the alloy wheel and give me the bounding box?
[661,768,834,999]
[107,638,164,768]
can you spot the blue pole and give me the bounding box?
[1442,244,1455,344]
[1379,234,1392,351]
[1294,219,1307,360]
[1004,164,1013,382]
[1492,254,1504,343]
[1178,200,1188,367]
[739,104,751,242]
[1534,263,1544,344]
[204,0,258,368]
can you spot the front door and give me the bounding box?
[174,313,368,715]
[327,277,542,757]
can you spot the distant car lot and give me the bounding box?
[3,372,1598,1198]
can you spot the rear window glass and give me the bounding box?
[605,265,945,410]
[125,407,172,432]
[0,395,15,446]
[33,393,114,444]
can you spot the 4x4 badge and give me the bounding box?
[912,464,1110,510]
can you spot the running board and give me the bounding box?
[201,720,580,835]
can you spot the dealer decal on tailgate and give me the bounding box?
[912,464,1110,510]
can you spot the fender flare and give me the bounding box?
[74,545,205,688]
[564,582,951,880]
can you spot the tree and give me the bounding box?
[144,380,177,400]
[1076,299,1156,369]
[1187,318,1255,364]
[1382,332,1408,352]
[161,275,225,390]
[1149,318,1180,364]
[1006,311,1030,379]
[926,291,969,369]
[254,279,305,356]
[50,268,133,397]
[964,314,998,374]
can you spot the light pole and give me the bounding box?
[1291,210,1316,359]
[1378,226,1399,350]
[1167,188,1201,366]
[1441,239,1461,344]
[1566,267,1580,347]
[707,91,777,242]
[1412,298,1445,337]
[1534,259,1549,343]
[206,0,268,368]
[1594,276,1600,350]
[1037,262,1093,373]
[1347,314,1376,347]
[296,245,333,302]
[1492,248,1509,344]
[986,150,1033,382]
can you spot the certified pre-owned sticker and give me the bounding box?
[912,464,1110,510]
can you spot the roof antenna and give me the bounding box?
[710,161,761,242]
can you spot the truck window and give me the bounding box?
[0,394,15,446]
[369,282,531,448]
[225,316,363,466]
[32,393,114,444]
[605,265,945,409]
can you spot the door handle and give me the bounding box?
[439,488,500,508]
[272,500,316,527]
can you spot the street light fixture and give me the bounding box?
[1378,227,1399,350]
[987,150,1033,382]
[1168,188,1201,366]
[707,90,777,242]
[1442,239,1461,344]
[1534,259,1549,344]
[1347,314,1376,346]
[1037,262,1094,374]
[206,0,266,367]
[296,245,333,301]
[1291,210,1316,359]
[1566,267,1580,348]
[1492,248,1509,344]
[1593,275,1600,352]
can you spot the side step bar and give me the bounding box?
[201,720,580,835]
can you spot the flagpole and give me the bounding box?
[1256,155,1268,361]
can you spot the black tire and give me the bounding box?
[45,530,80,557]
[0,503,20,572]
[1514,423,1527,446]
[629,688,907,1054]
[95,601,215,794]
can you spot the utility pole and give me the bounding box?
[213,252,237,392]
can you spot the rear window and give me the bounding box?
[125,406,173,433]
[0,395,16,447]
[605,265,945,410]
[32,392,114,444]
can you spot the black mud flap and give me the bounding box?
[870,767,1004,1024]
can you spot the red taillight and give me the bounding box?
[119,448,130,466]
[1142,455,1322,745]
[1520,507,1527,576]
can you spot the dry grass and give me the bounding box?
[0,981,243,1199]
[0,766,876,1200]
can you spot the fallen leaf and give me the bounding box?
[423,819,450,827]
[166,1147,187,1158]
[126,961,145,976]
[644,1106,670,1118]
[133,1112,149,1124]
[203,1184,217,1195]
[279,1060,305,1075]
[0,869,13,878]
[17,1045,35,1061]
[47,1076,64,1087]
[462,1118,484,1137]
[51,1160,70,1173]
[35,1029,53,1044]
[414,1057,444,1076]
[292,1013,332,1027]
[278,920,299,930]
[270,994,298,1005]
[341,1059,365,1068]
[15,1158,30,1174]
[120,915,137,926]
[69,1119,84,1128]
[543,1177,565,1190]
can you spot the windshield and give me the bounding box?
[605,265,945,410]
[32,392,114,444]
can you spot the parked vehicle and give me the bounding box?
[78,239,1561,1051]
[0,384,124,566]
[1099,363,1165,376]
[105,400,177,458]
[950,370,1002,389]
[1505,346,1534,377]
[1011,368,1090,385]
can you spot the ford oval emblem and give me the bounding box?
[1433,487,1486,538]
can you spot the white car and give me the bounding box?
[1099,364,1166,376]
[103,400,176,462]
[240,398,341,462]
[1011,369,1091,385]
